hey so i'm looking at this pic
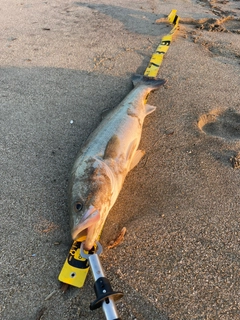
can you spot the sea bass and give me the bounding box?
[69,75,165,250]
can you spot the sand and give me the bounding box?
[1,0,240,319]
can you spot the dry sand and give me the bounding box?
[1,0,240,319]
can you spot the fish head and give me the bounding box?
[69,157,113,250]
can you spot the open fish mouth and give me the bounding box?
[71,206,100,242]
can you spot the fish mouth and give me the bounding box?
[72,206,100,249]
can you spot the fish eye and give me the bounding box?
[74,202,83,212]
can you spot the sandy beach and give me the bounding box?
[1,0,240,319]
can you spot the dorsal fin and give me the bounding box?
[101,107,113,120]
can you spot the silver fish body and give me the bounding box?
[69,75,165,250]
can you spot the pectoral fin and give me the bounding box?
[103,135,120,159]
[129,150,145,170]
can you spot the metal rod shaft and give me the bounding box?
[88,254,120,320]
[102,297,120,320]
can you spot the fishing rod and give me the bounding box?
[80,242,123,320]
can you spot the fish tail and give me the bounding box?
[132,74,166,89]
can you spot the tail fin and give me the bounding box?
[132,74,166,88]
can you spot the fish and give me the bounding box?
[69,74,166,250]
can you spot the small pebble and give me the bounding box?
[230,152,240,169]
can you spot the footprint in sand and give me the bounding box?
[198,109,240,140]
